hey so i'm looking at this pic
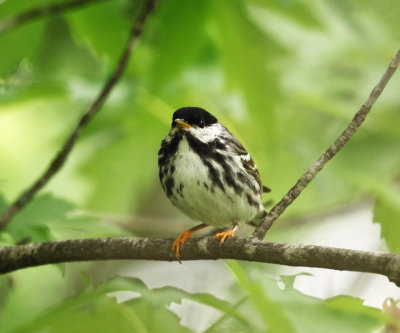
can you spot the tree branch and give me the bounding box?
[1,237,399,286]
[0,0,157,231]
[253,48,400,240]
[0,0,110,35]
[0,7,398,293]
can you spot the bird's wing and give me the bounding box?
[223,128,271,193]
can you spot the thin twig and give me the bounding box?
[0,0,157,230]
[0,0,109,35]
[253,49,400,240]
[1,237,399,286]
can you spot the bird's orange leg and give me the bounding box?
[215,224,238,246]
[172,223,208,262]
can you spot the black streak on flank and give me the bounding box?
[222,166,243,195]
[164,177,175,197]
[237,171,258,194]
[246,193,259,208]
[203,160,224,192]
[178,183,184,198]
[241,158,262,193]
[159,163,171,183]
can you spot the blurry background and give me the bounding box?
[0,0,400,332]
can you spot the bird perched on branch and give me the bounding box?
[158,107,270,260]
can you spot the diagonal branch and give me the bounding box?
[0,0,109,35]
[0,0,157,231]
[253,48,400,240]
[1,237,400,286]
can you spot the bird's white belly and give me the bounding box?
[171,142,260,228]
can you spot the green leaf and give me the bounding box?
[0,21,44,78]
[0,232,14,246]
[0,0,67,18]
[146,0,212,90]
[326,296,385,321]
[0,275,12,317]
[2,193,126,243]
[252,0,323,28]
[351,177,400,253]
[101,276,249,327]
[330,0,400,39]
[0,0,55,77]
[261,273,384,333]
[9,275,244,333]
[226,263,384,333]
[34,16,101,80]
[0,81,67,108]
[228,260,296,333]
[78,97,167,214]
[0,265,70,333]
[213,0,282,133]
[373,197,400,254]
[13,295,154,333]
[67,0,132,63]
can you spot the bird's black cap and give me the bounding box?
[172,107,218,128]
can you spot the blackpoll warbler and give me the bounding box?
[158,107,270,260]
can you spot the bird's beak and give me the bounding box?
[174,119,191,130]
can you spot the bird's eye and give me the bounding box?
[199,120,205,128]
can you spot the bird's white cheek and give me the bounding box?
[188,124,222,143]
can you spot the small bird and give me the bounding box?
[158,107,270,260]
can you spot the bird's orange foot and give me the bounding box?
[172,230,192,262]
[215,229,235,246]
[172,224,208,262]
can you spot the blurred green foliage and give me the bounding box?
[0,0,399,331]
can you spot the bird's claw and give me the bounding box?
[215,229,235,248]
[172,230,192,263]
